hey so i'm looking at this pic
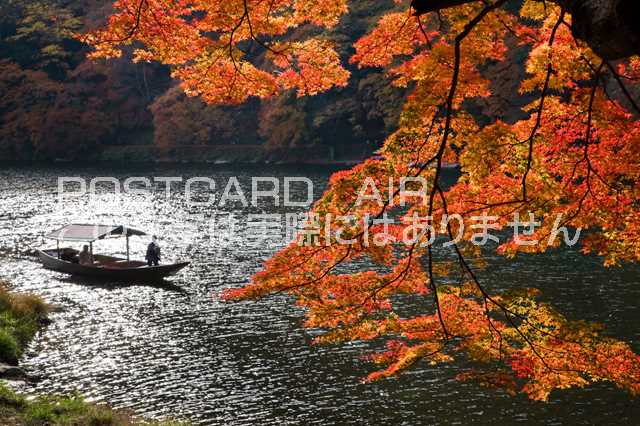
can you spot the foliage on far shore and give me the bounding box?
[0,0,404,161]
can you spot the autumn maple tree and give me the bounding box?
[85,0,640,400]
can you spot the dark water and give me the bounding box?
[0,163,639,425]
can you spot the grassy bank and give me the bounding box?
[0,282,49,365]
[0,282,188,425]
[0,383,187,425]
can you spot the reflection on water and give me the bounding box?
[0,163,639,425]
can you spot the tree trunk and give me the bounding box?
[410,0,640,60]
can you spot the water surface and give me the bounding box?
[0,163,638,425]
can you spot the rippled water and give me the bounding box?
[0,163,639,425]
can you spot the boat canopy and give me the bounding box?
[45,224,147,242]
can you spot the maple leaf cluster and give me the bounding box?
[83,0,350,103]
[87,0,640,400]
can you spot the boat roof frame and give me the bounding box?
[44,224,147,242]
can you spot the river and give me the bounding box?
[0,163,638,425]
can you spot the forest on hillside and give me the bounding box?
[0,0,410,162]
[0,0,531,163]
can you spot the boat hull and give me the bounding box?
[38,249,189,282]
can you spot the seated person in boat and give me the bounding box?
[145,236,161,266]
[78,245,93,265]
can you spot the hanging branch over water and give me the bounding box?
[85,0,640,401]
[411,0,640,59]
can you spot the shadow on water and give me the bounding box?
[55,275,188,294]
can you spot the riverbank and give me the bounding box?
[0,282,48,371]
[0,383,187,425]
[0,144,372,166]
[0,281,188,425]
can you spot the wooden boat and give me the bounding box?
[37,224,189,282]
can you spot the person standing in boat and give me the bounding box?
[146,235,161,266]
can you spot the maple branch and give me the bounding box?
[561,20,640,119]
[435,185,557,372]
[521,10,565,203]
[553,61,607,223]
[411,0,478,14]
[358,11,416,66]
[437,184,612,374]
[273,245,353,295]
[435,186,502,339]
[345,245,420,315]
[584,62,604,172]
[95,0,147,44]
[426,242,450,338]
[242,0,285,56]
[605,61,640,116]
[422,0,509,341]
[411,0,640,59]
[416,15,434,50]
